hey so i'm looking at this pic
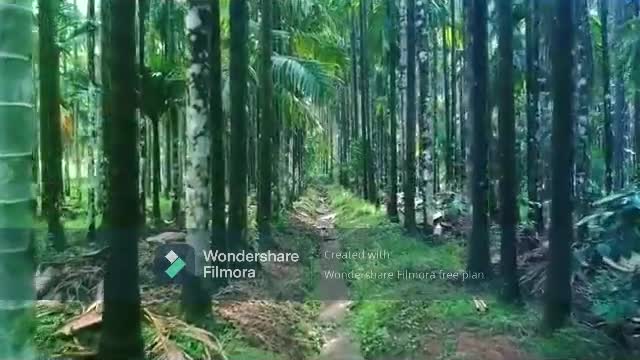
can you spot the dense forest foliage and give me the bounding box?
[1,0,640,359]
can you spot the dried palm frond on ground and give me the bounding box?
[37,247,108,302]
[35,190,324,360]
[144,309,226,360]
[216,300,321,360]
[36,300,228,360]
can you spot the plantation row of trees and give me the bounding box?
[2,0,343,358]
[328,0,640,331]
[2,0,640,358]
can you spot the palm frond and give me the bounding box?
[272,55,338,104]
[277,87,323,133]
[292,30,348,72]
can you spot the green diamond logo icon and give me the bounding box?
[164,250,186,279]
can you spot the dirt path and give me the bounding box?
[312,194,364,360]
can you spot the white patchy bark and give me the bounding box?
[185,2,211,274]
[417,0,432,227]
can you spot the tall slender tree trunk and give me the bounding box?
[360,0,376,203]
[163,5,173,199]
[228,0,251,255]
[98,0,144,356]
[526,0,543,234]
[0,1,37,357]
[613,0,628,190]
[151,118,161,225]
[601,0,613,194]
[86,0,98,241]
[358,8,367,199]
[284,127,293,206]
[467,0,491,277]
[248,90,257,191]
[443,15,452,187]
[63,135,70,197]
[164,120,172,197]
[138,116,147,223]
[210,0,227,277]
[34,50,41,216]
[257,0,274,245]
[497,0,519,302]
[404,0,417,234]
[39,0,66,251]
[398,0,407,194]
[168,0,182,227]
[100,0,113,231]
[431,15,440,195]
[386,0,399,222]
[138,0,147,226]
[575,0,593,238]
[338,96,345,184]
[145,119,152,209]
[544,0,574,331]
[635,0,640,182]
[171,111,182,225]
[74,103,82,202]
[61,55,69,198]
[181,0,212,322]
[418,2,432,233]
[273,1,283,215]
[350,13,361,193]
[451,0,460,187]
[460,0,467,188]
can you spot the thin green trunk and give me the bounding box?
[0,1,37,357]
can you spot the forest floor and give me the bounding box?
[33,184,633,360]
[324,185,629,360]
[34,187,326,359]
[306,189,363,360]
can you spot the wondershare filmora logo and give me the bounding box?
[164,250,186,278]
[153,243,195,284]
